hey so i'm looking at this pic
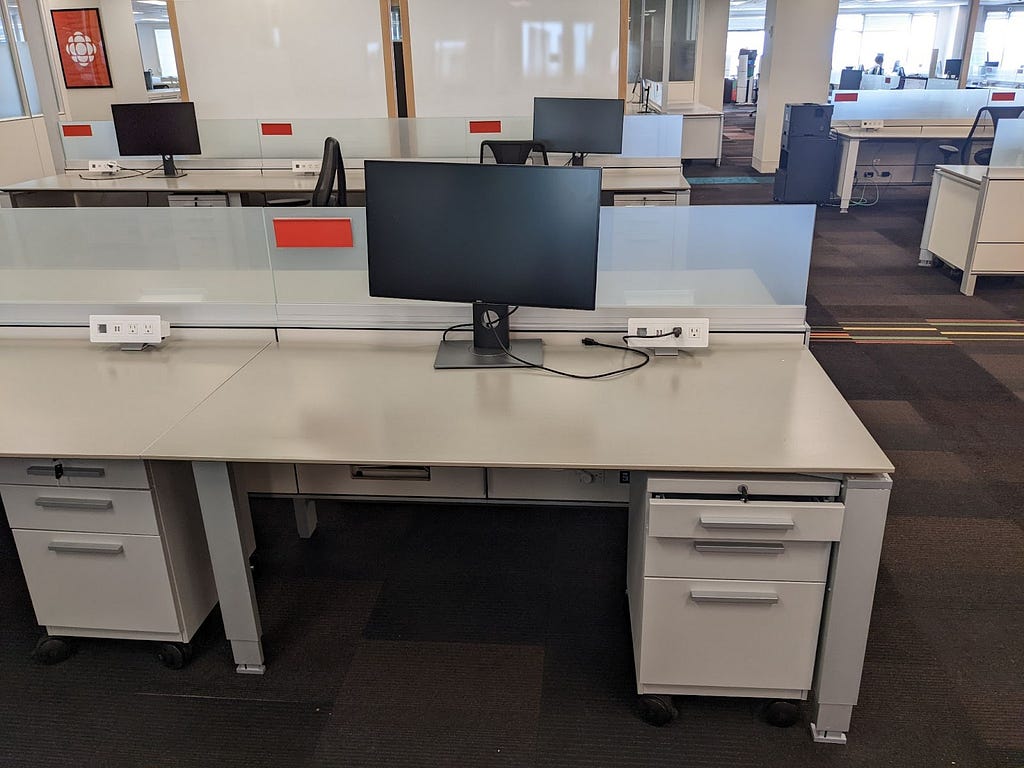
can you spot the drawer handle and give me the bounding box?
[693,541,786,555]
[699,513,794,531]
[35,497,114,511]
[690,589,779,605]
[47,541,124,555]
[60,466,107,479]
[350,465,431,481]
[26,465,57,477]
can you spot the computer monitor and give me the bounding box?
[838,68,863,90]
[532,97,625,166]
[364,160,602,369]
[943,58,962,78]
[111,102,202,177]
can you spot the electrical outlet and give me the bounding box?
[860,119,884,131]
[626,317,709,351]
[291,160,322,175]
[88,160,120,174]
[89,315,169,346]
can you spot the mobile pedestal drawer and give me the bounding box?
[627,472,845,728]
[296,464,486,499]
[1,460,217,669]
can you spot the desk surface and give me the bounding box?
[934,164,987,184]
[2,167,690,196]
[0,335,269,459]
[145,333,892,474]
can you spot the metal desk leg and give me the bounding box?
[810,474,891,744]
[227,192,243,207]
[918,170,940,266]
[0,192,13,208]
[837,138,860,214]
[192,460,265,674]
[294,498,318,539]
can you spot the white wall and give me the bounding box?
[406,0,621,117]
[46,0,149,121]
[752,0,838,173]
[696,0,728,109]
[172,0,388,119]
[0,117,57,185]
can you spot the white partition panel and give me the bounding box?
[173,0,388,120]
[831,90,992,123]
[406,0,620,118]
[990,120,1024,168]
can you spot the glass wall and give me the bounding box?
[831,12,938,76]
[969,8,1024,87]
[0,1,27,118]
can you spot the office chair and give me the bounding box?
[479,140,549,165]
[938,106,1024,166]
[268,136,347,206]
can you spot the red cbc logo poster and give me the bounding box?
[52,8,112,88]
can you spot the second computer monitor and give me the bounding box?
[533,97,624,166]
[111,102,202,177]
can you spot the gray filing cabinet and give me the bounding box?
[0,458,217,668]
[627,472,843,726]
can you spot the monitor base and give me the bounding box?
[434,339,543,369]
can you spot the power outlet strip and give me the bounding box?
[860,119,884,131]
[292,160,322,175]
[626,318,710,350]
[89,314,169,347]
[88,160,121,174]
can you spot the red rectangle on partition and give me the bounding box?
[835,93,859,102]
[261,123,294,136]
[62,124,94,137]
[991,92,1016,102]
[273,218,353,249]
[469,120,502,134]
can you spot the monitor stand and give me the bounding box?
[160,154,187,178]
[570,153,586,167]
[434,302,543,370]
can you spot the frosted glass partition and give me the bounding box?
[621,115,683,158]
[60,122,120,161]
[990,119,1024,168]
[196,120,262,159]
[0,208,275,323]
[61,120,262,163]
[259,119,395,161]
[831,89,992,123]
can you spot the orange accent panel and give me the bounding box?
[62,124,94,137]
[273,219,354,249]
[834,93,858,102]
[261,123,294,136]
[991,92,1016,102]
[469,120,502,134]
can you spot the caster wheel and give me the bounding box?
[157,642,193,670]
[762,699,800,728]
[32,635,73,665]
[638,694,677,726]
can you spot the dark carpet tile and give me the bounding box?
[810,342,924,401]
[845,399,949,451]
[886,478,1007,519]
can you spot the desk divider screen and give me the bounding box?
[830,89,994,123]
[990,119,1024,168]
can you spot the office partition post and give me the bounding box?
[192,461,265,674]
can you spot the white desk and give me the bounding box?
[673,104,725,166]
[0,167,691,208]
[918,164,1024,294]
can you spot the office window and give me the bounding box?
[978,10,1024,75]
[5,1,39,114]
[154,28,177,79]
[832,12,938,76]
[0,2,28,117]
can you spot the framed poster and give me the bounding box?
[51,8,112,88]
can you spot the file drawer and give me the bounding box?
[487,468,629,503]
[56,459,149,489]
[296,464,486,499]
[638,577,825,691]
[0,459,60,486]
[645,538,831,582]
[12,529,180,634]
[1,485,159,535]
[648,499,844,542]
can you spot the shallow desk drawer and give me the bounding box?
[614,193,679,207]
[487,468,629,503]
[56,459,149,489]
[639,577,825,691]
[1,485,158,535]
[13,529,180,634]
[648,499,844,542]
[971,243,1024,272]
[645,538,831,582]
[296,464,486,499]
[0,459,60,486]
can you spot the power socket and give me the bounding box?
[626,317,710,351]
[291,160,322,175]
[860,119,884,131]
[88,160,121,174]
[89,314,170,348]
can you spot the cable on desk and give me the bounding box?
[77,164,164,181]
[441,306,519,343]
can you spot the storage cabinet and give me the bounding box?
[1,459,217,668]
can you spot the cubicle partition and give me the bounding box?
[830,88,1020,125]
[0,205,813,334]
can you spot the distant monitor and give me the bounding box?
[111,102,201,177]
[364,161,602,369]
[533,97,625,166]
[943,58,962,78]
[838,69,863,90]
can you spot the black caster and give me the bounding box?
[156,642,194,670]
[638,694,677,726]
[32,635,73,664]
[762,699,800,728]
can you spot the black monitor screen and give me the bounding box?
[111,102,201,157]
[533,97,624,155]
[944,59,962,77]
[365,161,601,310]
[838,69,863,90]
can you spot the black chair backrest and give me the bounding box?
[312,137,347,206]
[480,140,549,166]
[961,106,1024,165]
